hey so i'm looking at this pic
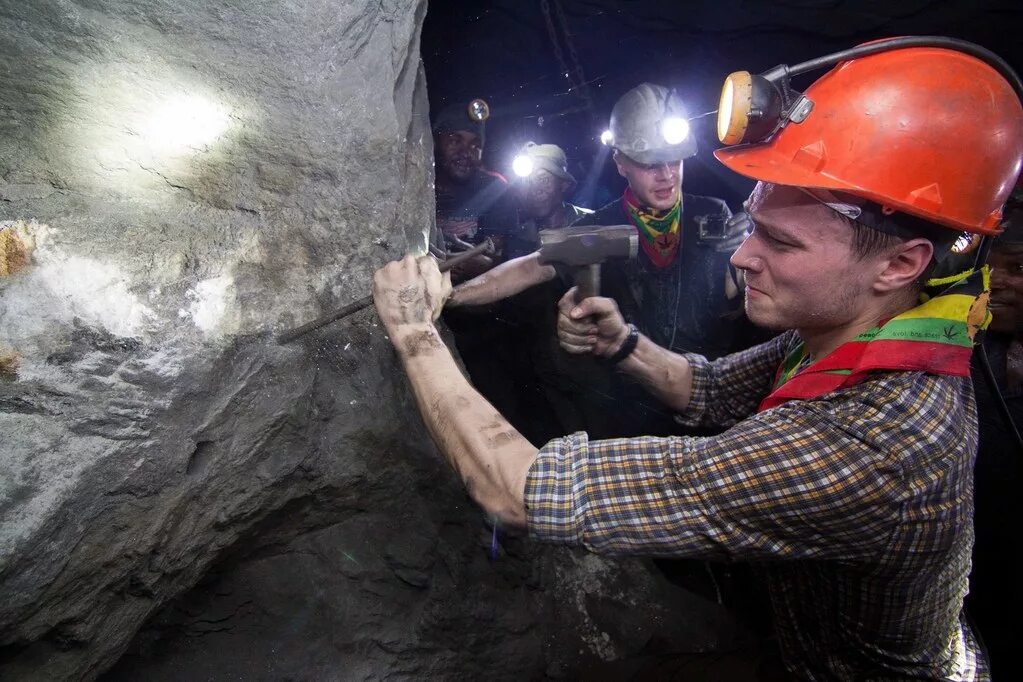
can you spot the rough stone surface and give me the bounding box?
[0,2,745,680]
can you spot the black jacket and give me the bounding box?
[569,193,744,359]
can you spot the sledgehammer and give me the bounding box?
[537,224,638,303]
[277,238,494,344]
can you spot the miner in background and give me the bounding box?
[968,183,1023,676]
[505,141,591,260]
[568,83,749,359]
[449,83,749,355]
[374,40,1022,679]
[431,99,517,279]
[432,99,555,443]
[448,84,757,439]
[492,140,596,444]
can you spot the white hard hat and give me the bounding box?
[609,83,697,164]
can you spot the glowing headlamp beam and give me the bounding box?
[661,116,690,145]
[512,154,535,178]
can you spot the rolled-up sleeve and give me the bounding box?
[525,431,711,553]
[525,375,921,562]
[676,331,794,430]
[675,353,712,425]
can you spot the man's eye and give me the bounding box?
[757,229,789,248]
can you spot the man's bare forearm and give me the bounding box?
[617,334,694,413]
[448,252,557,307]
[391,323,537,526]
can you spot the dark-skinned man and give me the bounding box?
[431,99,517,278]
[967,184,1023,676]
[431,99,527,435]
[505,141,592,260]
[493,141,594,443]
[374,41,1022,679]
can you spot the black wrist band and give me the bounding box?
[607,323,639,364]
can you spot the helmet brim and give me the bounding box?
[619,142,696,166]
[714,145,996,235]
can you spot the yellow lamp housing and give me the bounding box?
[717,71,750,144]
[717,71,784,145]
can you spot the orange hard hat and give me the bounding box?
[715,46,1023,235]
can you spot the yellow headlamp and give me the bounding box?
[715,36,1023,148]
[716,71,784,145]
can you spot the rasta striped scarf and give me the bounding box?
[623,187,681,268]
[758,267,991,412]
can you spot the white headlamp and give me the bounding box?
[512,154,535,178]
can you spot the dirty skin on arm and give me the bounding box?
[401,329,444,357]
[396,324,537,526]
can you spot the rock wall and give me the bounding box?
[0,2,744,679]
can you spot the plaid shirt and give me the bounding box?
[526,331,988,680]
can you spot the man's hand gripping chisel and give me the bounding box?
[277,238,494,344]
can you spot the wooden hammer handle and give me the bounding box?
[573,263,601,303]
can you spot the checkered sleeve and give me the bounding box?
[525,372,944,561]
[676,331,795,430]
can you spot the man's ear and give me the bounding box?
[874,238,934,293]
[612,150,627,179]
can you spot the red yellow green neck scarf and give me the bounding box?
[758,266,991,412]
[623,187,681,268]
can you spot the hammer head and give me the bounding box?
[537,224,638,267]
